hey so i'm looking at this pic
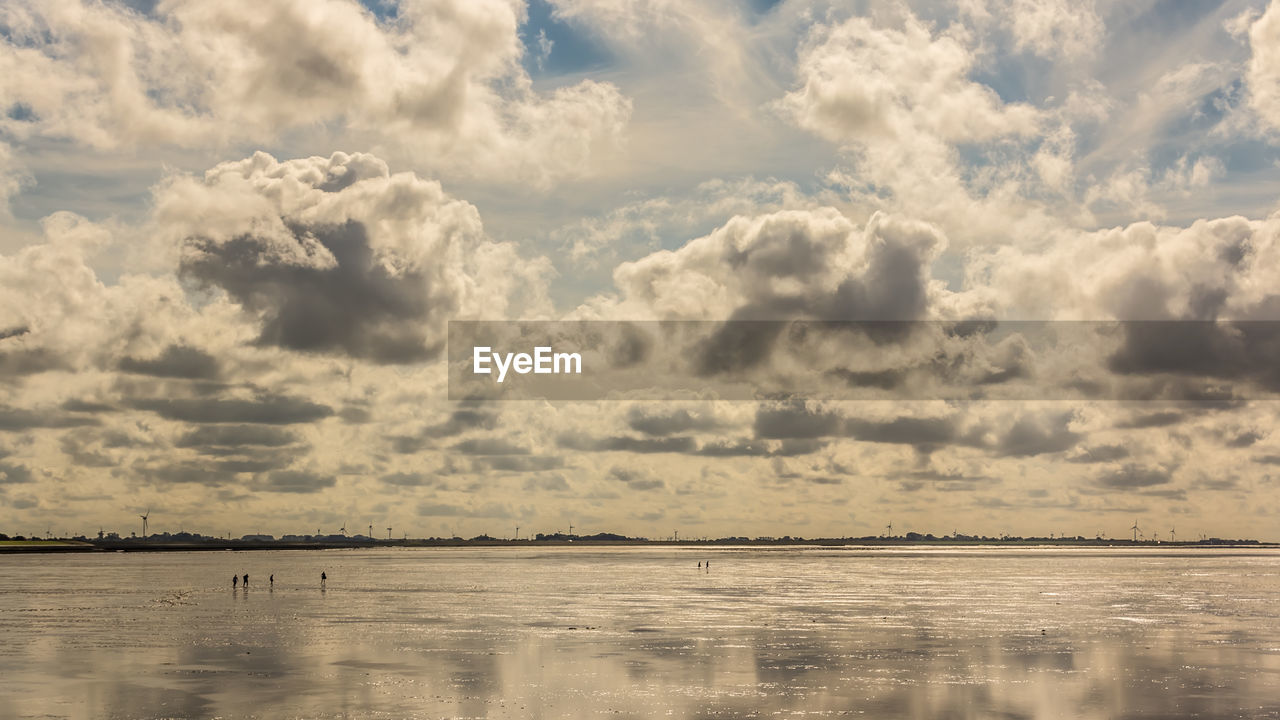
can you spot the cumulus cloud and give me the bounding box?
[127,395,334,425]
[1249,0,1280,131]
[168,151,551,363]
[605,209,947,322]
[608,466,664,491]
[118,345,222,380]
[0,0,630,183]
[778,14,1040,145]
[960,0,1104,60]
[1096,463,1175,490]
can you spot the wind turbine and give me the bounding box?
[386,527,392,540]
[1170,526,1176,542]
[140,508,150,539]
[368,523,373,539]
[1131,520,1141,542]
[885,521,893,538]
[339,521,347,537]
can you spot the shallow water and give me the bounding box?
[1,547,1278,719]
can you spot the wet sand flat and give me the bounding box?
[1,546,1278,719]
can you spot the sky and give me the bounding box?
[2,0,1280,541]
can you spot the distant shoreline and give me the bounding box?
[2,537,1276,553]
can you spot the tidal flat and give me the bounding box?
[1,547,1278,719]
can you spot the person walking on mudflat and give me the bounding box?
[233,575,238,589]
[243,573,249,588]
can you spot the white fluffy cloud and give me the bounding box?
[1249,0,1280,131]
[594,208,948,321]
[0,0,631,183]
[161,151,552,361]
[960,0,1103,60]
[976,214,1280,321]
[779,14,1040,146]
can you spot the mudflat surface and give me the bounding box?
[1,546,1278,719]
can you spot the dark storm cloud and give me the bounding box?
[775,439,827,456]
[59,432,116,467]
[1254,454,1280,465]
[0,327,53,379]
[693,316,789,376]
[60,399,117,413]
[0,345,66,377]
[181,220,442,363]
[380,471,436,487]
[1116,411,1185,429]
[557,433,696,453]
[1096,464,1174,489]
[826,223,935,321]
[138,440,304,483]
[391,402,501,453]
[829,367,906,390]
[118,344,221,380]
[1225,431,1263,448]
[0,406,100,431]
[338,405,372,424]
[752,400,983,452]
[609,466,665,491]
[753,400,841,439]
[175,425,297,448]
[127,395,333,424]
[1141,488,1187,500]
[844,416,971,447]
[608,322,651,367]
[626,407,723,436]
[1066,444,1131,463]
[808,475,842,485]
[995,412,1080,457]
[0,462,34,484]
[254,470,336,493]
[424,405,500,438]
[451,438,529,455]
[389,434,429,454]
[1107,321,1280,391]
[475,455,563,472]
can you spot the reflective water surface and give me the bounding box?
[1,547,1278,719]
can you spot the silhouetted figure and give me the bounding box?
[233,575,238,588]
[321,571,327,587]
[705,560,710,571]
[243,573,249,588]
[269,574,274,588]
[698,561,702,569]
